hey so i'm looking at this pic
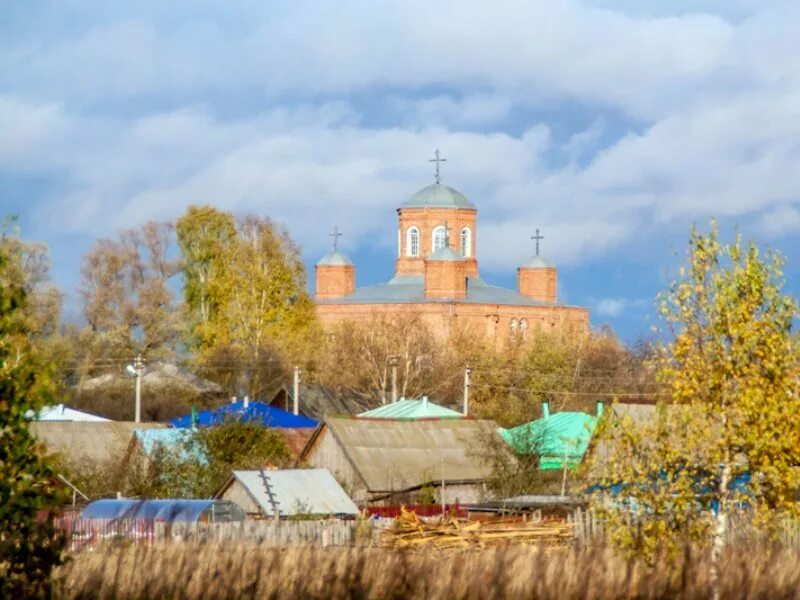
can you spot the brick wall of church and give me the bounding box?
[316,301,590,348]
[396,206,478,277]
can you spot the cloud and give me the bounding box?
[1,0,799,289]
[596,298,648,318]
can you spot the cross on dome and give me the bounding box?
[531,228,544,256]
[428,149,447,184]
[329,225,343,251]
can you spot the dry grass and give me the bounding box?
[53,542,800,599]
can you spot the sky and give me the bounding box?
[1,1,799,342]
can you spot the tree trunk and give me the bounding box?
[710,461,730,600]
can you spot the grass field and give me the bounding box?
[54,542,800,599]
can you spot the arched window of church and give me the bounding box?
[519,318,528,340]
[432,226,447,252]
[510,318,518,340]
[406,226,419,257]
[460,227,471,257]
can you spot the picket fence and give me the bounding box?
[569,507,800,550]
[56,517,364,551]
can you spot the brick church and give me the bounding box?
[314,155,589,344]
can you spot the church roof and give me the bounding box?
[316,251,353,267]
[427,246,464,262]
[402,184,475,210]
[317,275,576,307]
[520,256,553,268]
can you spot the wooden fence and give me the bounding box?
[569,507,800,550]
[56,517,364,551]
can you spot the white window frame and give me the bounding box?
[460,227,471,257]
[406,226,420,257]
[432,226,447,252]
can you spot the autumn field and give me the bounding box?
[53,541,800,599]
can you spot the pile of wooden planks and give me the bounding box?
[383,507,574,548]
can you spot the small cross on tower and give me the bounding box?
[329,225,343,251]
[531,228,544,257]
[443,220,453,246]
[429,149,447,184]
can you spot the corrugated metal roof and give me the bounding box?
[270,383,370,420]
[318,417,497,492]
[35,405,110,422]
[30,421,166,465]
[170,402,317,428]
[316,275,578,307]
[229,469,358,516]
[358,398,463,420]
[500,412,598,470]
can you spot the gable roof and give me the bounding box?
[269,384,370,421]
[35,404,110,422]
[303,417,497,492]
[500,411,598,470]
[170,401,317,429]
[30,421,166,466]
[358,397,463,420]
[216,469,359,517]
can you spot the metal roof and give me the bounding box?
[269,383,370,421]
[499,411,598,470]
[317,275,575,306]
[309,417,497,492]
[402,184,475,209]
[316,251,353,267]
[35,404,110,422]
[519,256,553,269]
[80,499,245,522]
[358,397,463,420]
[30,421,166,466]
[427,246,464,262]
[225,469,358,516]
[170,401,318,429]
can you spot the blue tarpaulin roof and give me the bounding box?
[81,499,219,522]
[134,428,208,463]
[169,401,317,429]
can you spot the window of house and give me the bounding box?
[432,226,447,252]
[519,318,528,340]
[407,226,419,257]
[510,318,518,340]
[460,227,471,257]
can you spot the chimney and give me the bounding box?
[596,400,604,417]
[59,403,64,415]
[231,396,237,405]
[422,395,428,408]
[243,395,250,409]
[542,400,550,420]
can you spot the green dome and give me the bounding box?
[520,256,553,268]
[402,184,475,209]
[317,251,353,267]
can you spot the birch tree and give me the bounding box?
[589,223,800,577]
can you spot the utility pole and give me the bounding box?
[133,354,144,423]
[293,365,301,416]
[462,366,472,416]
[389,355,400,403]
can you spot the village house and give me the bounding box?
[299,417,499,505]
